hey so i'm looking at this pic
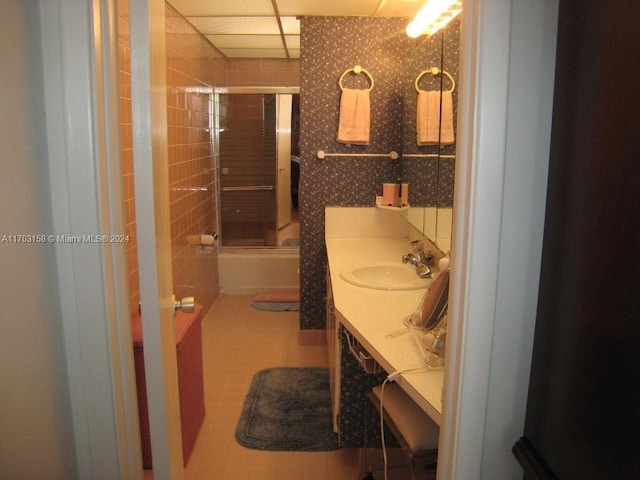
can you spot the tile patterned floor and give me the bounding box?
[179,295,361,480]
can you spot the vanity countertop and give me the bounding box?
[325,236,444,425]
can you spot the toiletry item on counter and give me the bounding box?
[382,182,408,207]
[401,183,409,206]
[382,183,400,207]
[438,255,450,271]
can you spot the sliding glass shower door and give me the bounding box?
[219,93,277,246]
[216,88,298,248]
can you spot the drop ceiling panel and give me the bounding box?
[284,35,300,49]
[376,0,424,17]
[205,34,284,49]
[276,0,382,16]
[219,48,288,59]
[280,17,301,34]
[168,0,274,17]
[171,0,422,59]
[188,16,281,35]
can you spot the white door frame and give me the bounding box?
[441,1,559,478]
[129,0,185,477]
[40,0,142,478]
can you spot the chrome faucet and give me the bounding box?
[411,240,433,265]
[402,240,433,278]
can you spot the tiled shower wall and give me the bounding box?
[118,2,299,317]
[118,1,224,316]
[225,59,300,87]
[117,0,138,316]
[165,4,224,312]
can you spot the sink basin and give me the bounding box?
[340,262,432,290]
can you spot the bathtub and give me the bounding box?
[218,248,300,295]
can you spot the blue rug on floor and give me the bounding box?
[235,367,339,451]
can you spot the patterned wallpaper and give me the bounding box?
[299,16,410,329]
[299,17,460,329]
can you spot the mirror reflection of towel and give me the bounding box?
[337,88,370,145]
[417,90,455,146]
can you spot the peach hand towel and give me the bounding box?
[417,90,455,146]
[337,88,370,145]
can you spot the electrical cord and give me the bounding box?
[379,367,427,480]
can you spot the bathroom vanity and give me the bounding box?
[325,207,445,445]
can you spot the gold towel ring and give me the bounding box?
[339,65,375,92]
[415,67,455,93]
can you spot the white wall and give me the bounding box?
[0,1,77,478]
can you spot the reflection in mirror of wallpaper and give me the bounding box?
[402,18,459,209]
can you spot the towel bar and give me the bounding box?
[317,150,399,160]
[402,153,456,159]
[222,185,274,191]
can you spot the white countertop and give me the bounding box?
[325,236,445,425]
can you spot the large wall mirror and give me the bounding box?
[401,18,460,254]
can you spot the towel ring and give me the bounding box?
[339,65,375,92]
[415,67,455,93]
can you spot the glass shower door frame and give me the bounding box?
[214,87,299,249]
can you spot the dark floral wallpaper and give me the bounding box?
[299,16,409,330]
[299,17,460,330]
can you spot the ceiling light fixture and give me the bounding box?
[406,0,462,38]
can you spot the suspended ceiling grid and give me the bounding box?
[167,0,425,59]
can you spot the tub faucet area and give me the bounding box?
[402,240,433,278]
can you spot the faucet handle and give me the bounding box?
[410,240,433,264]
[409,239,423,255]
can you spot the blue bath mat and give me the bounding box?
[235,367,338,451]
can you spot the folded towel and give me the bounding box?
[417,90,455,146]
[337,88,370,145]
[439,90,455,145]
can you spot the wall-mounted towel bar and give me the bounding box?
[317,150,399,160]
[222,185,274,192]
[402,153,456,159]
[339,65,375,91]
[415,67,455,93]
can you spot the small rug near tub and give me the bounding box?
[251,289,300,311]
[235,367,339,451]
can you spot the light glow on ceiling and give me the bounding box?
[406,0,462,38]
